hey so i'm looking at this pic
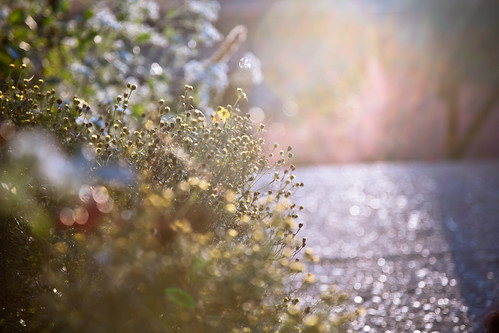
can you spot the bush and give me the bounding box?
[0,65,357,332]
[0,0,239,112]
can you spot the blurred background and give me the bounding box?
[2,0,498,165]
[216,0,499,164]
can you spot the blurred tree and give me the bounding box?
[409,0,499,159]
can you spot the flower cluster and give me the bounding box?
[0,67,357,332]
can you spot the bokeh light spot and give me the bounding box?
[97,198,114,213]
[79,185,92,203]
[59,207,75,226]
[74,206,89,225]
[239,56,252,69]
[282,100,298,117]
[248,106,265,123]
[150,62,163,76]
[92,185,109,204]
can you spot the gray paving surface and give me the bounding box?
[295,161,499,332]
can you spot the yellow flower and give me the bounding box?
[357,307,366,316]
[198,180,210,191]
[305,273,316,284]
[225,203,237,213]
[289,260,305,272]
[224,190,237,202]
[215,106,230,122]
[304,314,319,326]
[171,219,192,233]
[241,214,250,223]
[237,88,248,101]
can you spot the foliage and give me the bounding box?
[0,0,234,112]
[0,66,357,332]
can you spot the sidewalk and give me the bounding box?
[295,161,499,332]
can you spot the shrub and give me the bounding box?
[0,0,239,112]
[0,66,356,332]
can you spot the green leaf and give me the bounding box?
[29,209,52,238]
[166,8,176,19]
[165,288,195,309]
[132,104,145,118]
[164,26,175,40]
[8,8,24,26]
[135,33,151,44]
[61,0,70,12]
[42,16,54,27]
[54,0,70,13]
[83,9,94,21]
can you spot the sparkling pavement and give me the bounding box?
[295,161,499,332]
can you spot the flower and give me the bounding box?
[214,106,230,122]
